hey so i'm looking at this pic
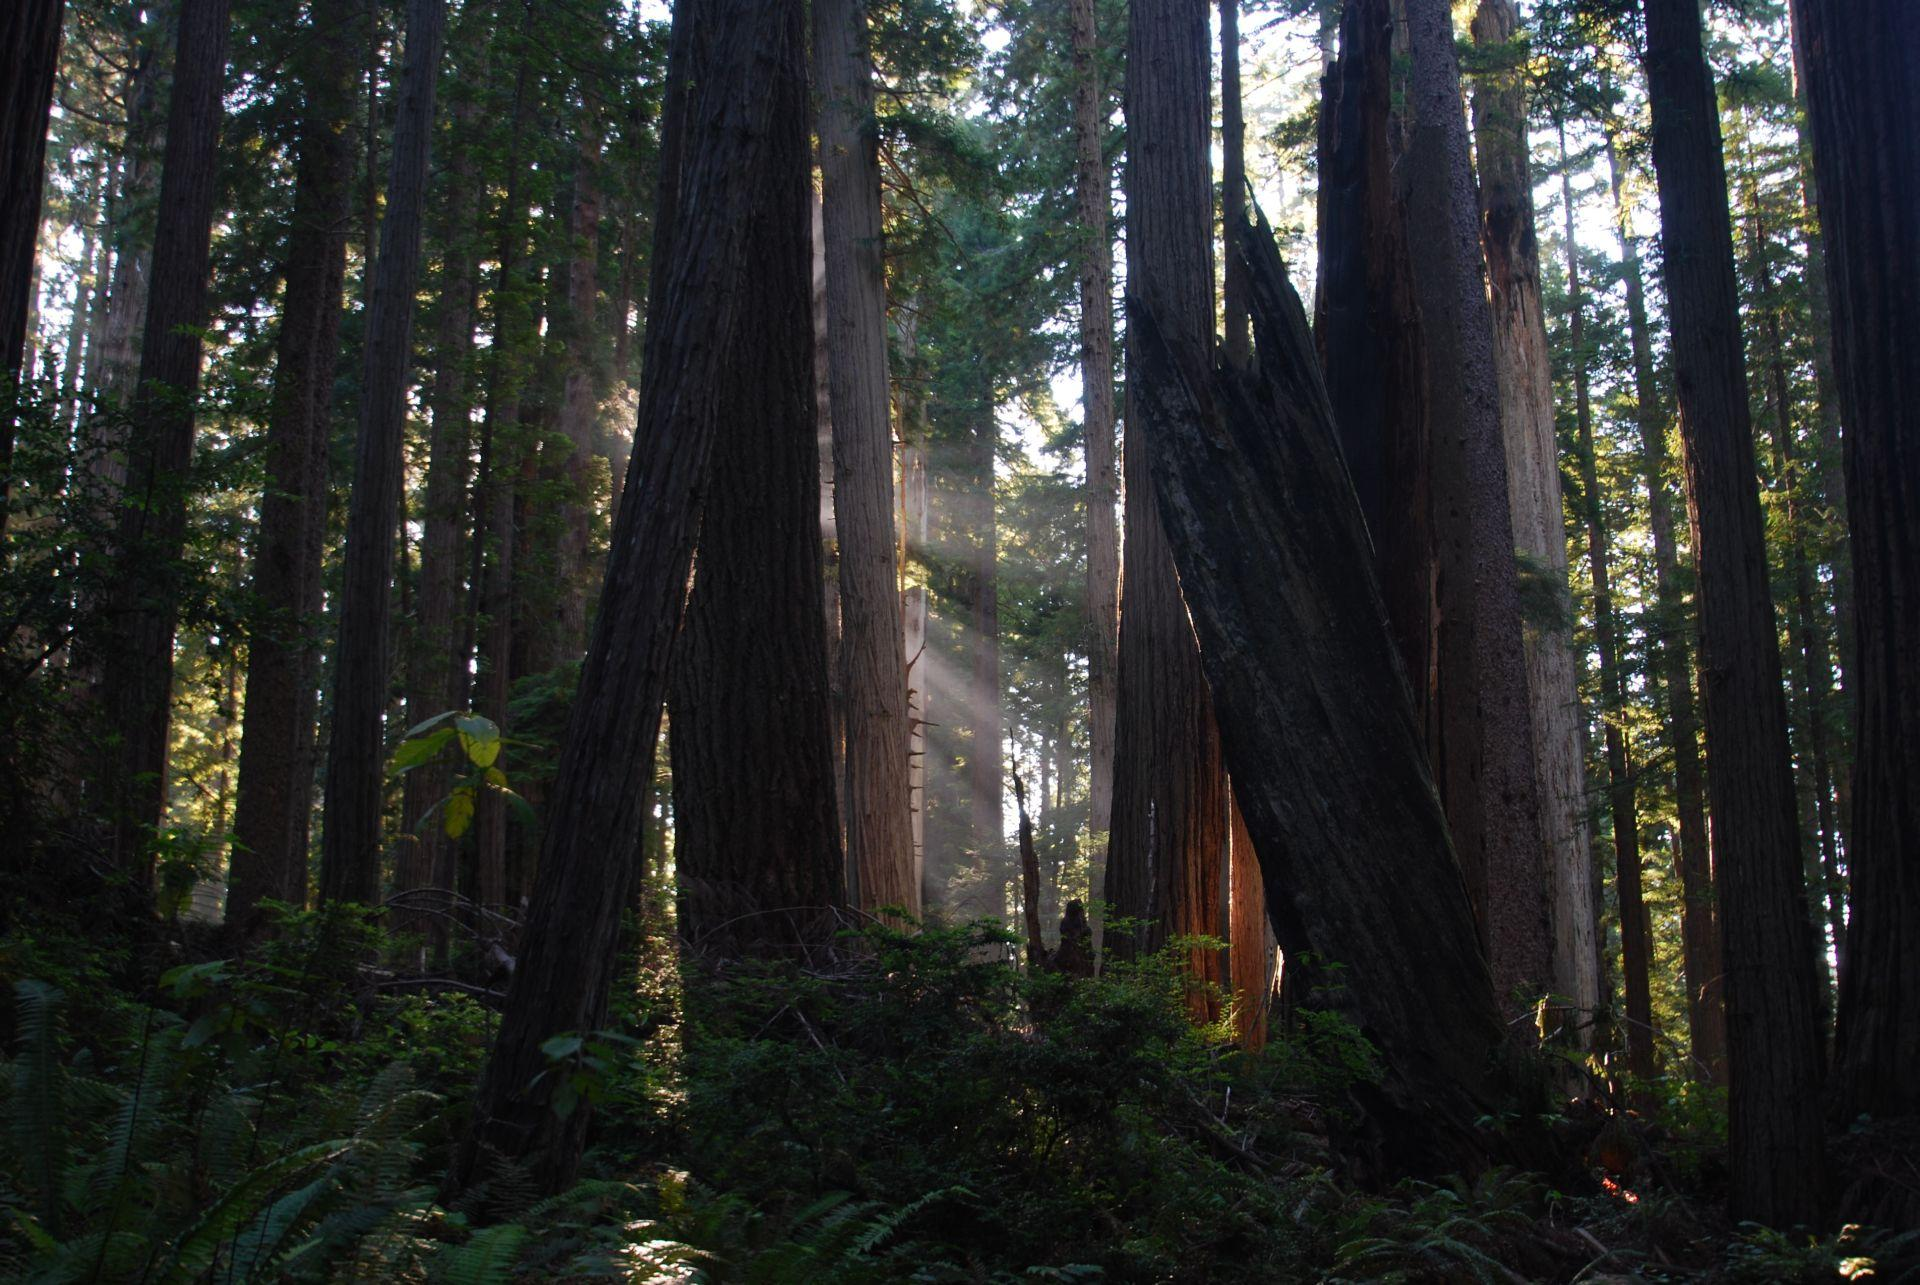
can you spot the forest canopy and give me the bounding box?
[1,0,1915,1279]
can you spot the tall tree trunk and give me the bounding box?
[1401,0,1552,1016]
[58,161,103,439]
[966,412,1004,915]
[455,0,815,1194]
[816,0,915,917]
[1228,790,1272,1048]
[1606,135,1725,1081]
[1220,0,1249,369]
[1470,0,1599,1028]
[1790,0,1920,1139]
[898,312,931,902]
[668,27,842,958]
[550,121,603,662]
[317,0,448,906]
[94,21,167,417]
[1642,0,1825,1226]
[1107,0,1228,994]
[229,0,357,932]
[1561,154,1655,1079]
[2,0,65,526]
[98,0,231,878]
[1070,0,1119,899]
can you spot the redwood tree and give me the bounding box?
[1,0,65,526]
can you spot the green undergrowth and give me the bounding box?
[1,903,1912,1283]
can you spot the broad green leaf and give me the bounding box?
[455,715,501,769]
[444,787,476,839]
[389,726,455,774]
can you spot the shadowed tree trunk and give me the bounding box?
[1605,135,1725,1081]
[1790,0,1920,1144]
[1,0,65,525]
[317,0,448,906]
[454,0,818,1194]
[1470,0,1599,1027]
[98,0,232,878]
[1561,154,1655,1078]
[1642,0,1825,1227]
[1106,0,1228,999]
[550,120,604,663]
[816,0,915,917]
[1070,0,1119,899]
[229,0,358,931]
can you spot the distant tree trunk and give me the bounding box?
[1791,0,1920,1137]
[94,21,167,416]
[1605,135,1725,1081]
[399,87,483,940]
[816,0,915,917]
[898,313,931,900]
[455,0,815,1195]
[58,160,102,438]
[1,0,65,522]
[1642,0,1825,1227]
[1070,0,1119,898]
[229,0,357,932]
[550,121,603,662]
[1399,0,1552,1016]
[966,411,1004,912]
[98,0,231,878]
[1228,790,1272,1048]
[1470,0,1599,1028]
[1107,0,1228,997]
[669,26,842,958]
[1560,155,1655,1079]
[1135,190,1513,1169]
[1220,0,1249,369]
[317,0,448,906]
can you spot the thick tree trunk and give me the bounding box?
[1106,0,1228,992]
[1069,0,1119,898]
[317,0,448,906]
[1790,0,1920,1136]
[455,0,814,1194]
[1561,160,1655,1079]
[228,0,357,932]
[1399,0,1552,1016]
[816,0,916,917]
[1,0,65,520]
[1134,199,1511,1169]
[1470,0,1599,1028]
[1228,791,1272,1048]
[668,33,842,958]
[1606,136,1725,1081]
[98,0,231,878]
[1642,0,1825,1226]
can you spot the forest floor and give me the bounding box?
[0,878,1914,1283]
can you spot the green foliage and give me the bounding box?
[391,711,535,841]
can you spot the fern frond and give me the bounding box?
[433,1222,528,1285]
[153,1140,349,1284]
[8,980,66,1237]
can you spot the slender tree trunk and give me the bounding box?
[1561,155,1655,1079]
[1470,0,1599,1028]
[1606,135,1726,1081]
[317,0,448,906]
[455,0,815,1194]
[1401,0,1552,1016]
[1642,0,1825,1226]
[58,161,102,438]
[1070,0,1119,899]
[816,0,915,917]
[898,314,931,902]
[1228,790,1271,1048]
[229,0,357,932]
[1220,0,1249,368]
[669,28,842,958]
[1107,0,1228,993]
[966,413,1004,914]
[95,18,170,416]
[551,122,603,662]
[1790,0,1920,1140]
[1,0,64,509]
[98,0,231,878]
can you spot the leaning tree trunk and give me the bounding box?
[1,0,65,526]
[1134,196,1512,1171]
[229,0,357,933]
[1069,0,1119,897]
[98,0,232,879]
[816,0,916,917]
[1790,0,1920,1141]
[1642,0,1825,1228]
[317,0,448,906]
[1400,0,1552,1018]
[1605,135,1726,1081]
[454,0,816,1195]
[1470,0,1599,1028]
[668,41,843,960]
[1561,159,1655,1079]
[1107,0,1228,995]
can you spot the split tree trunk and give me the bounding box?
[1642,0,1825,1226]
[317,0,448,905]
[455,0,817,1194]
[229,0,357,931]
[98,0,232,878]
[816,0,916,917]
